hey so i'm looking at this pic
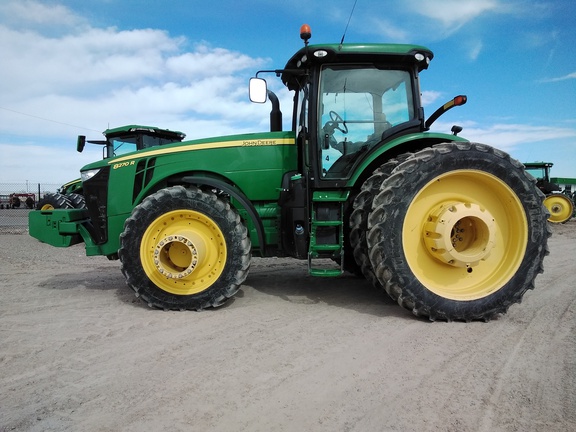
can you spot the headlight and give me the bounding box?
[81,168,101,182]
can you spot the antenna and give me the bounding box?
[339,0,358,47]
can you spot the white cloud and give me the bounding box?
[0,142,104,186]
[430,120,576,152]
[467,40,483,61]
[421,91,444,107]
[364,17,410,42]
[407,0,500,29]
[538,72,576,83]
[166,44,266,79]
[0,0,86,31]
[0,0,280,184]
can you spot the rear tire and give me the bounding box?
[119,186,251,310]
[367,142,550,321]
[350,154,412,288]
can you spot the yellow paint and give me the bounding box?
[109,137,295,164]
[544,194,574,223]
[140,209,227,295]
[403,170,528,301]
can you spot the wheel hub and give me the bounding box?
[153,234,204,279]
[551,203,562,213]
[424,202,496,269]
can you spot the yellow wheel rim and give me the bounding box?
[40,204,55,210]
[403,170,528,301]
[140,209,226,295]
[544,194,573,223]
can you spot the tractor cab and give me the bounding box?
[251,25,465,190]
[524,162,560,194]
[76,125,186,159]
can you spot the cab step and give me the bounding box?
[307,191,349,277]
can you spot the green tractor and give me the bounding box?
[36,125,185,210]
[524,162,575,223]
[29,25,550,321]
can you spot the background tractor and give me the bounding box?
[36,125,185,210]
[29,25,550,321]
[524,162,575,223]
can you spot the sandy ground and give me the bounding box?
[0,221,575,432]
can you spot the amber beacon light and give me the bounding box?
[300,24,311,44]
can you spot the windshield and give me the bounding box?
[318,65,414,178]
[110,136,138,156]
[526,167,546,180]
[109,134,181,157]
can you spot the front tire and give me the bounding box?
[66,193,87,209]
[119,186,251,310]
[367,142,550,321]
[36,193,73,210]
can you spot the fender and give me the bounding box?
[349,132,469,186]
[181,175,267,254]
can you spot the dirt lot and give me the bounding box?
[1,221,575,432]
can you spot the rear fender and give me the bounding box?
[350,132,468,186]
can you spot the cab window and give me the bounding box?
[110,137,138,156]
[318,65,414,177]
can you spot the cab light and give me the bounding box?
[300,24,312,42]
[454,95,467,106]
[313,50,328,58]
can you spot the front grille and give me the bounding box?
[83,166,110,244]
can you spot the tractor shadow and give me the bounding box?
[38,260,422,320]
[38,265,150,310]
[243,258,418,320]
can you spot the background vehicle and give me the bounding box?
[524,162,575,223]
[29,25,550,321]
[2,193,36,209]
[36,125,185,210]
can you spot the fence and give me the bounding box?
[0,182,62,234]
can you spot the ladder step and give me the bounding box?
[307,251,344,277]
[312,220,341,227]
[308,192,347,278]
[311,244,340,251]
[309,268,343,277]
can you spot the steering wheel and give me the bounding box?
[329,110,348,134]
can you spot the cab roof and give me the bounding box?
[103,124,186,140]
[282,43,434,90]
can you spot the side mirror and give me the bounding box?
[249,77,268,103]
[77,135,86,153]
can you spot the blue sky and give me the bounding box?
[1,0,575,185]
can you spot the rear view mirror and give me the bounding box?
[77,135,86,153]
[249,77,268,103]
